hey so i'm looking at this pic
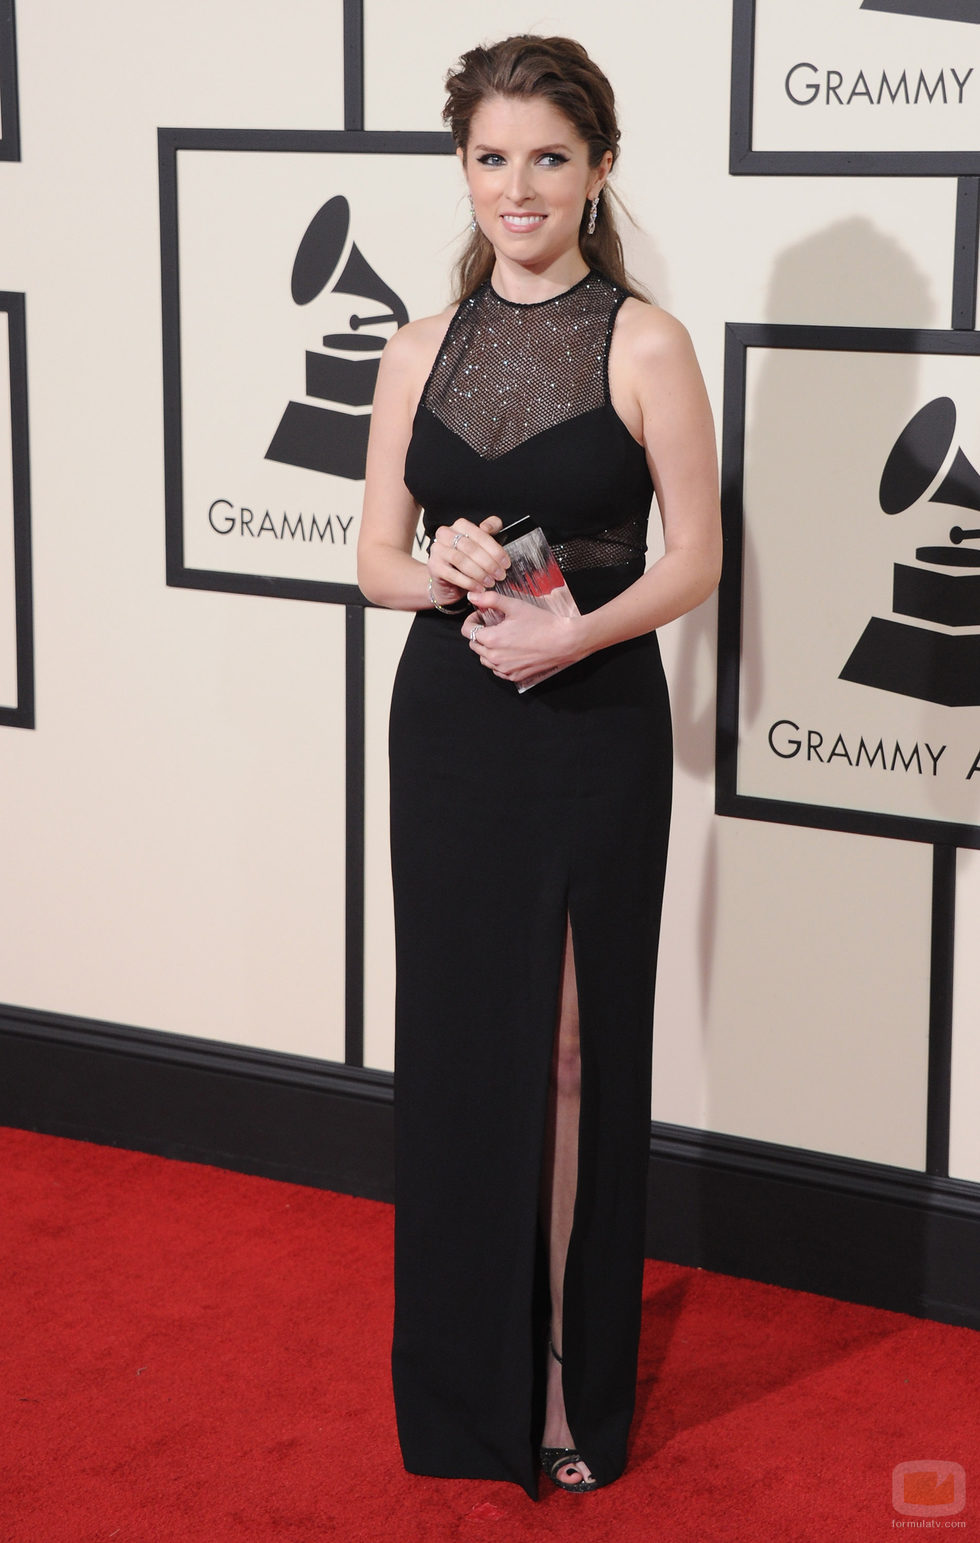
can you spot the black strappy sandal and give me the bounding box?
[540,1340,598,1492]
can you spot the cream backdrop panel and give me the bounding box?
[693,817,932,1164]
[364,0,963,1169]
[0,0,350,1058]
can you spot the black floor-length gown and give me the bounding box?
[389,272,672,1498]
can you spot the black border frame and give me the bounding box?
[344,0,364,135]
[0,0,19,163]
[0,291,34,729]
[953,177,980,326]
[717,320,980,850]
[731,0,980,177]
[158,126,453,608]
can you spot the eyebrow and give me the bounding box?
[471,142,574,155]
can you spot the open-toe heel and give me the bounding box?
[540,1341,598,1492]
[540,1446,598,1492]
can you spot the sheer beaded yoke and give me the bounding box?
[425,274,614,459]
[406,271,654,583]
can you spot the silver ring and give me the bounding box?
[468,623,485,643]
[452,531,468,550]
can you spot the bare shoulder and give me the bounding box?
[614,296,697,369]
[379,303,458,388]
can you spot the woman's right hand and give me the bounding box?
[427,516,510,605]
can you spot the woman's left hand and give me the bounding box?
[461,589,588,684]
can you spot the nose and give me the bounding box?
[505,161,534,203]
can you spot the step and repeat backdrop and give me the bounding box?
[2,0,980,1183]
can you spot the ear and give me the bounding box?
[588,149,613,200]
[456,145,467,171]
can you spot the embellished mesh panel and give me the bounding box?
[423,273,620,461]
[552,514,647,572]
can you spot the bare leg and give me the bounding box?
[539,921,593,1487]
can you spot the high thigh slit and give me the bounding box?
[388,272,673,1498]
[540,919,591,1486]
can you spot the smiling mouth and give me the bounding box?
[500,213,547,229]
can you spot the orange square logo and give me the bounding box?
[892,1460,966,1517]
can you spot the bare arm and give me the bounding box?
[357,316,510,610]
[577,302,722,650]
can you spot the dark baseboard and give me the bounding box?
[646,1124,980,1330]
[0,1003,393,1199]
[3,1003,979,1330]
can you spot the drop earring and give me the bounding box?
[468,193,477,232]
[587,192,600,236]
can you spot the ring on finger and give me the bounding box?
[468,622,485,643]
[452,531,468,551]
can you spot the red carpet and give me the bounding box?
[1,1125,976,1541]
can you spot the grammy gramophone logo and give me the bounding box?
[840,396,980,706]
[860,0,980,21]
[266,195,408,481]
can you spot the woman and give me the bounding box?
[358,35,721,1497]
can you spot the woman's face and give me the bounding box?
[460,94,611,275]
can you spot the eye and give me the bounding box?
[538,153,569,167]
[475,153,505,167]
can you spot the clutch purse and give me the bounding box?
[483,522,581,692]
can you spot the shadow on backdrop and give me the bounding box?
[695,216,933,1140]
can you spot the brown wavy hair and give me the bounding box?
[443,35,644,302]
